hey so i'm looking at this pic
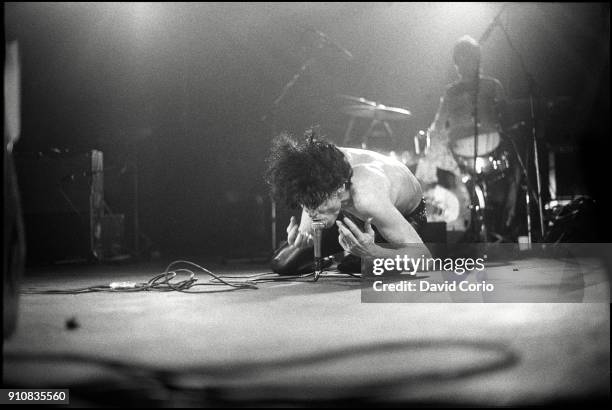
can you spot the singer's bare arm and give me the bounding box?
[335,159,430,259]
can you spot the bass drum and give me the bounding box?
[449,125,511,180]
[423,174,483,243]
[449,123,501,157]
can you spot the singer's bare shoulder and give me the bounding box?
[337,147,422,217]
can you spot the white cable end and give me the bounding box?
[109,281,136,289]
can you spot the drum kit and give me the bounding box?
[337,93,517,244]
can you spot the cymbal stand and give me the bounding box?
[471,65,488,244]
[361,118,395,149]
[497,20,546,241]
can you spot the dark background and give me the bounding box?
[4,2,610,261]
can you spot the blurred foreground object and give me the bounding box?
[4,40,25,339]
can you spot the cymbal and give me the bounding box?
[341,104,412,121]
[336,94,377,106]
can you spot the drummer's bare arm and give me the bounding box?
[429,95,450,135]
[416,96,446,185]
[416,92,461,185]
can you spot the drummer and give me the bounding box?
[416,35,519,230]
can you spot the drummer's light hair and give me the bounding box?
[453,35,481,65]
[265,131,352,210]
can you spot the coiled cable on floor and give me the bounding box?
[21,260,254,295]
[19,259,351,295]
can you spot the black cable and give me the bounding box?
[3,338,519,406]
[20,260,255,295]
[20,259,360,295]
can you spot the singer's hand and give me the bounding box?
[286,216,313,249]
[336,217,377,257]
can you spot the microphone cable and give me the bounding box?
[20,260,358,295]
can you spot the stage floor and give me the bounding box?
[3,258,610,407]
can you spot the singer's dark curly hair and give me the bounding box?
[265,131,352,210]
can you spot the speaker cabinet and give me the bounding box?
[15,150,104,263]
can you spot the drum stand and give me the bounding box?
[470,60,489,244]
[464,173,488,243]
[344,117,396,149]
[472,8,546,243]
[492,14,546,242]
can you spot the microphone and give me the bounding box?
[479,5,507,44]
[307,28,354,61]
[312,221,326,281]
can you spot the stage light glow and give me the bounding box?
[433,2,495,30]
[124,2,163,36]
[130,2,159,21]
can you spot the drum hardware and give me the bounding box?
[339,95,411,149]
[442,5,545,243]
[340,103,412,122]
[504,130,544,244]
[474,5,508,243]
[423,159,522,244]
[414,130,430,156]
[363,120,396,148]
[449,127,513,242]
[337,94,377,107]
[415,124,519,243]
[449,125,502,157]
[492,12,546,242]
[454,150,512,182]
[422,173,484,244]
